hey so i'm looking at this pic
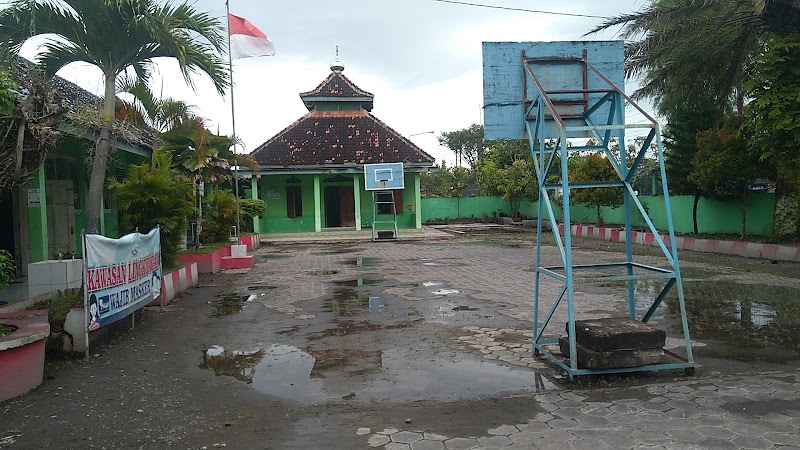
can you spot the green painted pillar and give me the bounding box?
[251,176,261,234]
[27,165,48,262]
[313,175,322,232]
[353,175,362,231]
[414,174,422,229]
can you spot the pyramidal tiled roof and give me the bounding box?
[250,109,435,168]
[299,71,374,100]
[251,66,434,170]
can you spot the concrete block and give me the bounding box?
[230,244,248,258]
[377,231,395,239]
[570,317,665,352]
[559,336,665,370]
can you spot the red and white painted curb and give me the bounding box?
[560,225,800,262]
[151,262,199,306]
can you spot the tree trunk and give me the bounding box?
[692,193,700,235]
[14,119,25,176]
[740,187,748,240]
[596,204,601,226]
[85,75,117,233]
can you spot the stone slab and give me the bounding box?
[570,317,666,352]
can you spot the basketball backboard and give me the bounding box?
[364,163,404,190]
[482,41,625,140]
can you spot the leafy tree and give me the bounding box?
[0,0,230,233]
[477,139,536,216]
[662,98,718,234]
[689,116,768,239]
[570,153,624,226]
[438,124,486,168]
[108,150,195,267]
[498,159,536,218]
[744,33,800,240]
[421,161,453,198]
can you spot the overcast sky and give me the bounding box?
[20,0,652,166]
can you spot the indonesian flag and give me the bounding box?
[228,13,275,59]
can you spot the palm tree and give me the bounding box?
[587,0,799,120]
[588,0,753,119]
[116,78,195,132]
[158,115,258,185]
[0,0,229,232]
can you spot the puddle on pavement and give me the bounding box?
[452,305,480,311]
[313,247,359,255]
[628,279,800,355]
[668,281,800,355]
[247,285,277,291]
[309,270,339,276]
[465,240,526,248]
[322,279,390,317]
[305,319,422,340]
[348,257,380,267]
[334,278,380,287]
[259,254,291,260]
[200,345,265,383]
[200,344,554,404]
[211,293,257,317]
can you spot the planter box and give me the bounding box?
[178,242,259,274]
[178,248,224,274]
[0,310,50,402]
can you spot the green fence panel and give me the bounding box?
[421,193,776,236]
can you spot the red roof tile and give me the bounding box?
[300,72,374,99]
[250,109,435,168]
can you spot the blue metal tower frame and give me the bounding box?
[486,42,695,379]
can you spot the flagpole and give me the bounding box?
[225,0,241,244]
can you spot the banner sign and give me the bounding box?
[83,227,162,331]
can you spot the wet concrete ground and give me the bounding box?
[1,227,800,449]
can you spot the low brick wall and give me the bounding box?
[562,225,800,262]
[178,238,260,274]
[240,234,261,252]
[149,262,199,306]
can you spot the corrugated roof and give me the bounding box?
[13,57,157,150]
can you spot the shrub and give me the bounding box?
[201,189,238,242]
[238,198,266,232]
[109,151,195,267]
[0,249,15,292]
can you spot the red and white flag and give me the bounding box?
[228,13,275,59]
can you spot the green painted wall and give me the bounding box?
[259,172,423,233]
[27,166,48,263]
[568,193,776,236]
[421,193,777,236]
[259,174,317,233]
[422,196,511,222]
[22,136,148,259]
